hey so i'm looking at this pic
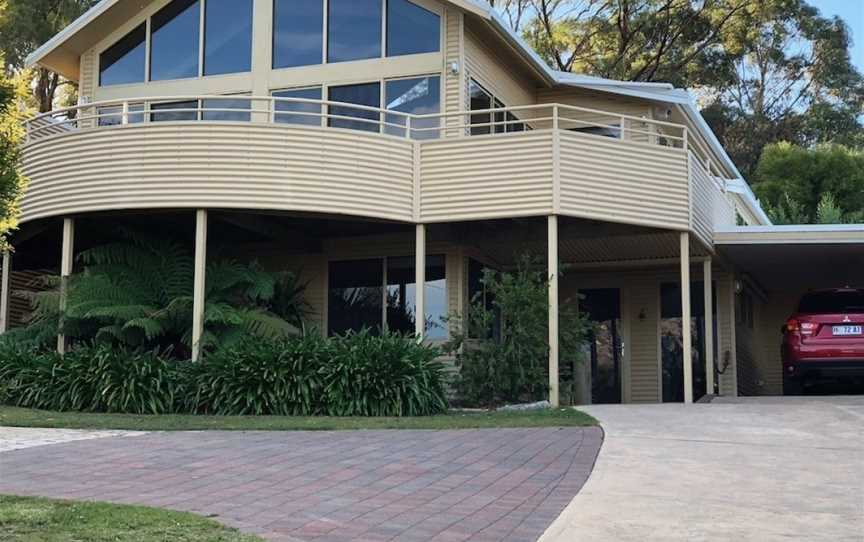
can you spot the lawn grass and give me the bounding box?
[0,495,261,541]
[0,405,596,431]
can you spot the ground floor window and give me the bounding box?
[660,281,717,402]
[328,255,446,339]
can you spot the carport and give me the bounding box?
[714,225,864,395]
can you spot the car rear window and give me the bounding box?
[798,291,864,314]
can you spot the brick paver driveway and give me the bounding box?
[0,427,602,541]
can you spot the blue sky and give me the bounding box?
[808,0,863,71]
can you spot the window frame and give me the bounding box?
[468,77,530,135]
[326,254,448,341]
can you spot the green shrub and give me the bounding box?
[323,330,448,417]
[0,332,450,417]
[0,342,179,414]
[448,254,590,408]
[182,334,329,416]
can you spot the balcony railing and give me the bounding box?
[25,95,690,148]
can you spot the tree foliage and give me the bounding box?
[16,230,309,356]
[0,0,98,112]
[0,56,27,248]
[754,142,864,224]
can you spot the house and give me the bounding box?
[4,0,862,404]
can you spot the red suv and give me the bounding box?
[782,288,864,394]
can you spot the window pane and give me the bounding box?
[387,0,440,57]
[151,100,199,122]
[98,104,145,126]
[99,24,146,86]
[493,98,505,134]
[150,0,201,81]
[274,87,323,126]
[469,80,492,135]
[204,0,253,76]
[202,98,251,121]
[386,255,446,339]
[328,0,382,63]
[328,83,381,132]
[329,259,383,336]
[384,76,440,139]
[273,0,324,69]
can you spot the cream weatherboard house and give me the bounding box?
[3,0,862,404]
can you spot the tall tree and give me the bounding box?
[0,0,97,113]
[0,56,28,247]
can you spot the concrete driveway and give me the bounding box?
[0,426,601,542]
[541,396,864,542]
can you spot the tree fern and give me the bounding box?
[11,229,307,356]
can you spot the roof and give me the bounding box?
[714,224,864,245]
[27,0,769,225]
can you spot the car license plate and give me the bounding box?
[832,325,862,336]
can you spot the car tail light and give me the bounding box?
[786,318,816,335]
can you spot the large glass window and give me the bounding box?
[469,80,492,135]
[97,103,145,126]
[99,24,146,86]
[201,98,251,121]
[328,83,381,132]
[273,87,323,126]
[204,0,253,76]
[151,100,199,122]
[385,76,440,139]
[328,259,384,336]
[387,0,440,57]
[150,0,201,81]
[328,0,382,63]
[386,256,446,339]
[273,0,324,69]
[328,256,447,338]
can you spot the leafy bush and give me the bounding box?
[181,334,329,416]
[0,332,450,417]
[0,342,179,414]
[448,254,590,408]
[19,229,308,356]
[322,330,448,417]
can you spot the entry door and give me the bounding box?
[580,289,623,404]
[660,282,716,402]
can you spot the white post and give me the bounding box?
[0,251,11,334]
[58,218,75,354]
[704,259,715,396]
[680,232,693,404]
[121,101,130,125]
[192,210,208,362]
[415,224,426,338]
[548,215,560,407]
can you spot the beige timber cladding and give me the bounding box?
[443,8,464,135]
[19,124,415,223]
[538,88,655,143]
[463,27,535,107]
[689,154,715,246]
[419,131,555,222]
[559,131,690,230]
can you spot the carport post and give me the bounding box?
[58,218,75,355]
[0,251,10,334]
[415,224,426,338]
[680,232,693,404]
[704,259,715,395]
[192,210,208,362]
[548,215,560,408]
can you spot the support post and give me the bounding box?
[192,210,208,362]
[58,218,75,354]
[548,215,560,407]
[680,232,693,404]
[0,251,11,334]
[703,259,715,396]
[415,224,426,339]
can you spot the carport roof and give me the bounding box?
[714,225,864,292]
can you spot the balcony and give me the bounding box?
[21,96,735,247]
